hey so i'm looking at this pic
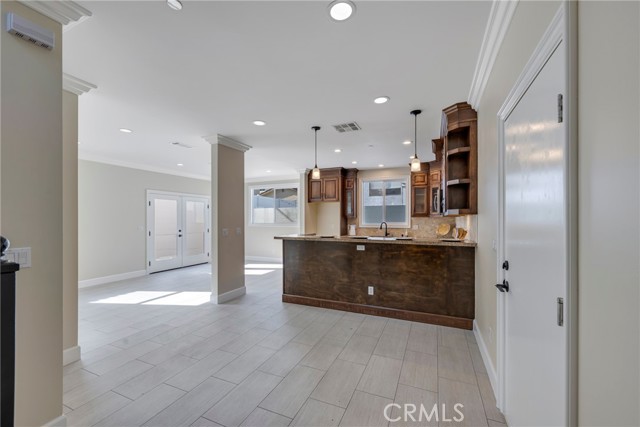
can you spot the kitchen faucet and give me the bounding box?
[379,222,389,237]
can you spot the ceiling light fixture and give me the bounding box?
[328,0,355,21]
[253,120,266,126]
[119,128,132,133]
[352,161,358,164]
[403,140,412,145]
[410,109,422,172]
[266,170,272,173]
[378,164,384,168]
[311,126,321,179]
[334,148,342,153]
[167,0,183,11]
[374,96,389,104]
[177,163,184,167]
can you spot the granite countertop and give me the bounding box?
[274,234,476,248]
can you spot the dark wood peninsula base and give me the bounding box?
[277,237,475,330]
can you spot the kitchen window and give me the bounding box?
[360,178,410,227]
[250,185,299,226]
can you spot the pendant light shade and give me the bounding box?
[311,126,321,179]
[410,109,422,172]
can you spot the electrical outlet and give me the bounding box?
[412,224,419,230]
[368,286,374,295]
[236,227,242,235]
[222,228,229,237]
[356,245,365,251]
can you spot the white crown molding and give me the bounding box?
[468,0,519,109]
[204,134,252,152]
[63,73,97,96]
[18,1,92,26]
[79,152,211,182]
[245,174,300,184]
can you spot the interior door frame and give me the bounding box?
[495,2,578,425]
[146,189,211,274]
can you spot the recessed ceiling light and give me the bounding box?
[328,0,355,21]
[266,170,272,173]
[351,161,358,164]
[403,140,412,145]
[253,120,266,126]
[334,149,342,153]
[119,128,132,133]
[177,163,184,167]
[374,96,390,104]
[378,164,384,168]
[167,0,183,11]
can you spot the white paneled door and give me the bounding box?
[501,40,568,426]
[147,192,210,273]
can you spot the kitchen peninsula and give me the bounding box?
[275,235,475,329]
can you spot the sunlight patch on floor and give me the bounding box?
[90,291,174,305]
[245,263,283,269]
[245,269,276,276]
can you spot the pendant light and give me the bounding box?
[311,126,321,179]
[410,109,422,172]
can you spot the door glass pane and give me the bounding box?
[185,200,206,256]
[154,199,178,261]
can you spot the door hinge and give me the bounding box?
[148,261,151,267]
[148,231,151,237]
[502,260,509,270]
[557,94,563,123]
[557,297,564,326]
[149,201,151,206]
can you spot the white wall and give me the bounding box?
[577,1,639,424]
[245,179,299,260]
[79,160,210,281]
[0,2,64,424]
[475,0,561,368]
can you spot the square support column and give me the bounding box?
[205,135,251,303]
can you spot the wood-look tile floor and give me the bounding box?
[65,263,507,427]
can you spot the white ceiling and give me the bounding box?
[64,1,491,180]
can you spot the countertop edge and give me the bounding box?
[274,235,477,248]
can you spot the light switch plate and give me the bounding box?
[356,245,365,251]
[236,227,242,235]
[368,286,374,295]
[222,228,229,237]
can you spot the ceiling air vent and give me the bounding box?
[170,142,193,149]
[6,13,55,50]
[333,122,361,133]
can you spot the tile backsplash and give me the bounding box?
[348,216,467,240]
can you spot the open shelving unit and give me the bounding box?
[441,102,477,215]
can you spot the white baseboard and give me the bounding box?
[211,286,246,304]
[63,345,81,366]
[43,414,67,427]
[79,270,146,289]
[245,256,282,263]
[473,319,499,400]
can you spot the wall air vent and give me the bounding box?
[333,122,361,133]
[170,142,193,149]
[6,13,55,50]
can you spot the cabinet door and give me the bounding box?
[309,179,323,202]
[412,186,429,217]
[323,177,340,202]
[412,172,428,186]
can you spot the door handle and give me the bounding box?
[495,280,509,293]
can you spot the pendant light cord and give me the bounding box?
[315,128,318,168]
[414,114,418,158]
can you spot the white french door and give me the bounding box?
[147,191,210,273]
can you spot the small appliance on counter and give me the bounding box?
[348,224,356,236]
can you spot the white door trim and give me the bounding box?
[495,2,577,425]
